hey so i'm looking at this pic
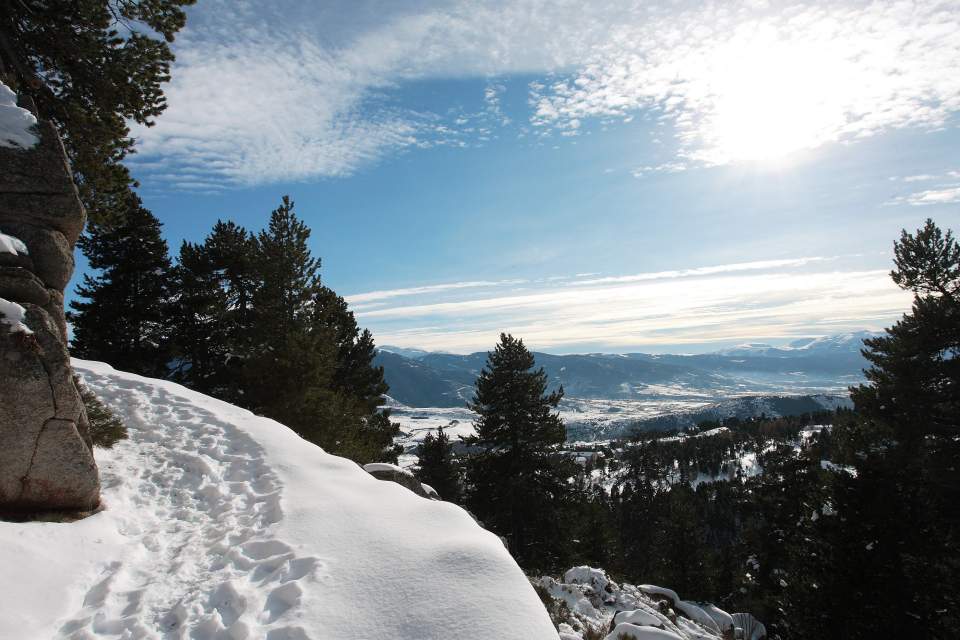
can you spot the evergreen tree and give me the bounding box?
[307,285,399,463]
[0,0,194,222]
[241,197,330,429]
[202,220,258,403]
[416,425,461,502]
[252,196,320,337]
[464,333,572,570]
[231,196,399,464]
[837,218,960,637]
[853,219,959,447]
[204,220,258,349]
[169,240,229,394]
[69,195,172,376]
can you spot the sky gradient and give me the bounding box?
[71,0,960,353]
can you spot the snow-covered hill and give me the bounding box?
[0,360,557,639]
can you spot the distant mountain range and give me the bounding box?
[627,394,853,434]
[375,331,876,409]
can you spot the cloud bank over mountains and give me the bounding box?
[346,256,912,353]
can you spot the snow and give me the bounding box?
[821,459,858,477]
[536,568,744,640]
[0,297,32,334]
[638,584,679,606]
[0,81,39,149]
[695,603,734,632]
[606,624,683,640]
[0,231,29,256]
[564,566,613,595]
[613,609,663,627]
[674,601,720,634]
[659,427,729,443]
[420,482,440,500]
[0,359,557,639]
[362,462,408,475]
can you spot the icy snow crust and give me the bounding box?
[0,81,39,148]
[0,360,557,639]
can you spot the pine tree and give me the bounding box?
[416,425,461,502]
[169,240,229,394]
[233,196,398,464]
[168,220,257,402]
[307,285,399,463]
[241,197,330,429]
[204,220,257,353]
[252,196,320,337]
[464,333,572,570]
[839,218,960,637]
[68,195,172,376]
[853,219,959,448]
[0,0,194,223]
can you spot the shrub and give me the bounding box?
[76,378,127,448]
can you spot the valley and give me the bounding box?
[380,332,870,461]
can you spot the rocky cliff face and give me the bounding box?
[0,94,99,512]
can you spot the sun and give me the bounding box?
[698,26,845,165]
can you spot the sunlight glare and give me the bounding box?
[699,25,850,165]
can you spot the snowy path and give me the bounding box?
[0,360,557,640]
[60,366,321,639]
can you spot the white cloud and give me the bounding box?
[350,258,912,352]
[531,2,960,165]
[133,1,960,187]
[571,257,829,286]
[889,186,960,206]
[886,169,960,206]
[345,279,526,304]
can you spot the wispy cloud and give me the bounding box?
[350,258,912,353]
[532,2,960,165]
[571,258,829,286]
[889,186,960,206]
[886,169,960,206]
[130,1,960,188]
[346,279,526,305]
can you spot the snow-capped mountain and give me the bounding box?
[718,331,876,357]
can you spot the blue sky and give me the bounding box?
[72,0,960,353]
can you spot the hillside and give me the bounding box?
[0,360,557,639]
[375,332,874,408]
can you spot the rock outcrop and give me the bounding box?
[362,462,439,500]
[0,93,99,512]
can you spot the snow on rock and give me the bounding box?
[565,565,614,597]
[362,461,435,499]
[613,608,665,627]
[420,482,440,500]
[362,462,408,474]
[639,584,680,607]
[0,297,32,334]
[0,359,557,639]
[536,567,748,640]
[674,601,721,634]
[0,81,39,149]
[606,623,683,640]
[0,231,29,256]
[731,613,767,640]
[695,603,735,633]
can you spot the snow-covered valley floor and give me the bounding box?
[0,360,557,639]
